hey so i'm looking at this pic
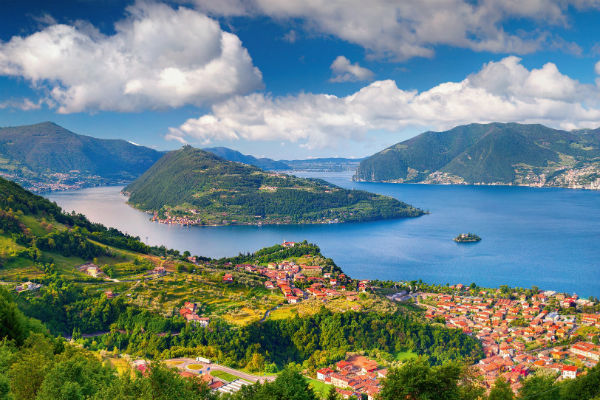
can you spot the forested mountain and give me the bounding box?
[0,122,163,191]
[355,123,600,189]
[204,147,291,170]
[125,146,422,225]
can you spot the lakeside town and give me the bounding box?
[148,209,342,226]
[4,233,600,398]
[420,288,599,392]
[0,169,132,193]
[142,241,600,397]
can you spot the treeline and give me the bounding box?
[0,286,216,400]
[379,357,600,400]
[21,228,108,260]
[90,308,483,370]
[17,273,183,336]
[0,209,24,235]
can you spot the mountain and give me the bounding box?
[283,157,363,172]
[0,122,163,192]
[355,123,600,189]
[204,146,291,170]
[125,145,423,225]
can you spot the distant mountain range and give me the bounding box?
[282,157,363,172]
[203,147,362,172]
[4,121,600,193]
[0,122,163,192]
[0,121,361,193]
[355,123,600,190]
[125,145,422,225]
[203,147,291,170]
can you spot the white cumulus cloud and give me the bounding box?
[192,0,597,60]
[0,98,45,111]
[0,1,263,113]
[329,56,374,82]
[167,56,600,149]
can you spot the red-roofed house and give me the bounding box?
[317,368,334,381]
[562,365,577,379]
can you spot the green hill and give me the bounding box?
[0,122,162,192]
[125,146,423,225]
[355,123,600,189]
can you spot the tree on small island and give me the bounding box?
[454,233,481,243]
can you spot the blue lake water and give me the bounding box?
[47,172,600,297]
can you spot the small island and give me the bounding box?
[454,233,481,243]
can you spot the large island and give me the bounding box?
[124,146,423,226]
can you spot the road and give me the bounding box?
[165,358,275,383]
[260,304,282,322]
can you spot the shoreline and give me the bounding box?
[352,178,600,191]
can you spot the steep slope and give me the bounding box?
[355,123,600,189]
[204,146,290,170]
[0,122,163,191]
[125,146,423,225]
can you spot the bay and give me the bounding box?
[47,172,600,297]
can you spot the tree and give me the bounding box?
[0,373,10,400]
[0,289,28,345]
[234,367,317,400]
[8,334,54,400]
[379,357,462,400]
[326,385,340,400]
[246,352,265,372]
[488,377,514,400]
[36,352,115,400]
[517,375,558,400]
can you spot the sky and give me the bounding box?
[2,0,600,159]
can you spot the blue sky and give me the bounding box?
[1,0,600,159]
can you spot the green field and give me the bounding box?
[395,350,418,361]
[306,377,332,399]
[210,370,252,383]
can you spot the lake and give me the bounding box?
[47,172,600,297]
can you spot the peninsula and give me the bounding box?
[124,146,423,226]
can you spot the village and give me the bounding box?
[315,355,386,399]
[419,287,600,393]
[233,241,369,305]
[68,242,600,398]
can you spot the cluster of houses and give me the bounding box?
[78,263,103,278]
[420,289,600,392]
[149,266,167,277]
[151,210,201,226]
[14,281,42,292]
[234,252,368,305]
[315,355,386,400]
[179,302,210,327]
